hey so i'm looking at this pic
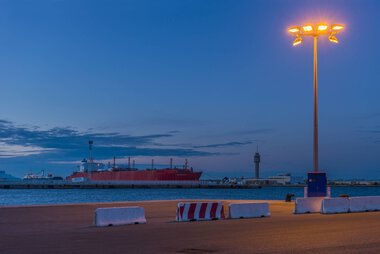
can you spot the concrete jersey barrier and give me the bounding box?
[294,197,324,214]
[95,206,146,227]
[176,202,225,222]
[350,196,380,212]
[229,202,270,219]
[321,197,350,214]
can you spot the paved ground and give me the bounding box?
[1,200,380,254]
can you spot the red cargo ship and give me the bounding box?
[66,141,202,182]
[67,166,202,182]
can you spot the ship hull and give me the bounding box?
[66,169,202,182]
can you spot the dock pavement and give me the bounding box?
[1,200,380,253]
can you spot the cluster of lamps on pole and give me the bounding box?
[288,24,344,46]
[287,22,344,173]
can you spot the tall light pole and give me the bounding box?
[288,23,344,173]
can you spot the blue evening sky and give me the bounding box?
[0,0,379,179]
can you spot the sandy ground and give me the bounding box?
[1,200,380,254]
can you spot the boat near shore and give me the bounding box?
[66,141,202,183]
[23,170,63,181]
[67,159,202,183]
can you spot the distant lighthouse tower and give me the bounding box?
[254,145,261,179]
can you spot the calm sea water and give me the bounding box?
[2,186,380,206]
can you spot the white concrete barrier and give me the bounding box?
[229,203,270,219]
[303,187,331,198]
[294,197,324,214]
[350,196,380,212]
[321,198,350,214]
[176,202,225,222]
[95,206,146,227]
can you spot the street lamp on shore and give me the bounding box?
[288,23,344,173]
[288,23,344,197]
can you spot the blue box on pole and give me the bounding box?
[307,172,327,197]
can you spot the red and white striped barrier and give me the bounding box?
[176,202,225,222]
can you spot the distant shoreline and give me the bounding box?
[1,180,380,189]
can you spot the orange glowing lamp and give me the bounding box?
[288,27,300,33]
[317,24,328,31]
[293,37,302,46]
[302,25,313,32]
[331,24,344,31]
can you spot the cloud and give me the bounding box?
[196,128,276,139]
[359,130,380,134]
[364,113,380,119]
[139,116,203,127]
[0,142,56,158]
[0,120,170,148]
[357,127,380,144]
[0,120,215,160]
[151,142,193,148]
[357,126,380,134]
[228,129,276,135]
[193,141,253,149]
[152,140,255,149]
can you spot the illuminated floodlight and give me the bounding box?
[286,21,345,176]
[288,27,300,33]
[302,25,313,32]
[317,24,328,31]
[328,35,339,43]
[293,37,302,46]
[331,24,344,31]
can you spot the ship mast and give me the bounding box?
[88,140,93,163]
[88,140,94,173]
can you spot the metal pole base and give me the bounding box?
[307,172,327,197]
